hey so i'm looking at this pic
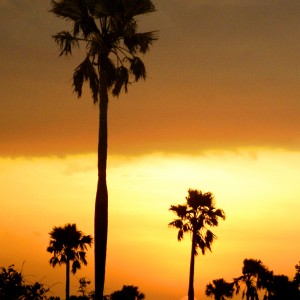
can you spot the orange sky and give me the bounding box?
[1,1,300,299]
[0,151,300,299]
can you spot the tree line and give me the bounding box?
[205,258,300,300]
[0,263,144,300]
[1,189,299,299]
[1,259,299,300]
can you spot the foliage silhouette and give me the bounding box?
[0,264,49,299]
[109,285,145,300]
[266,274,300,300]
[78,277,91,297]
[69,277,95,299]
[294,261,300,286]
[228,258,300,300]
[169,188,225,300]
[205,278,234,300]
[47,223,92,300]
[234,258,269,300]
[49,1,157,298]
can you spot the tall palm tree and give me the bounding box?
[234,258,269,300]
[205,278,234,300]
[49,2,157,299]
[169,189,226,300]
[47,223,93,300]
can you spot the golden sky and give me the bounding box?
[1,1,300,299]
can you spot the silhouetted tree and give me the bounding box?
[0,265,24,299]
[78,277,91,297]
[205,278,234,300]
[266,274,300,300]
[234,259,269,300]
[110,285,145,300]
[47,223,92,300]
[0,264,49,300]
[169,189,226,300]
[49,2,157,298]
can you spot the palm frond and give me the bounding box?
[49,256,60,267]
[182,223,191,232]
[193,234,204,255]
[50,0,82,20]
[76,251,88,266]
[168,219,183,229]
[93,0,114,18]
[46,246,54,254]
[123,0,156,18]
[88,35,106,57]
[80,235,93,247]
[112,66,129,96]
[124,31,158,54]
[129,56,146,81]
[51,0,99,38]
[205,230,216,248]
[73,57,99,102]
[177,229,184,241]
[169,204,187,219]
[215,208,226,219]
[53,31,79,56]
[71,259,81,274]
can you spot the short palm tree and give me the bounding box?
[205,278,234,300]
[47,223,92,300]
[49,2,157,298]
[169,189,226,300]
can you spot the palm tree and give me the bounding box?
[169,189,226,300]
[110,285,145,300]
[234,258,269,300]
[205,278,234,300]
[47,223,93,300]
[49,2,157,299]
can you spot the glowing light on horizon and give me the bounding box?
[0,148,299,299]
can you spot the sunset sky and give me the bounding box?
[1,1,300,299]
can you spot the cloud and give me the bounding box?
[1,0,300,157]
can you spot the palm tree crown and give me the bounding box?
[205,278,234,300]
[47,223,92,272]
[50,0,158,100]
[169,189,225,255]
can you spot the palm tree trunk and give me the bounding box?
[66,259,70,300]
[188,230,196,300]
[94,64,109,300]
